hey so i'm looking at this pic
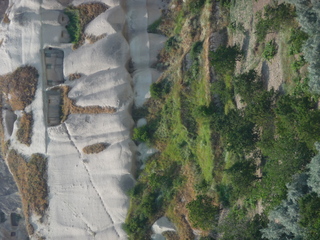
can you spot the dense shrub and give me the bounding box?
[190,41,203,60]
[64,8,81,44]
[299,192,320,240]
[133,125,150,142]
[255,3,296,41]
[186,195,219,230]
[288,28,309,55]
[262,40,278,61]
[261,174,308,240]
[210,45,242,74]
[187,0,206,14]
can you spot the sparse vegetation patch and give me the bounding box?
[83,143,109,154]
[7,150,47,235]
[16,112,33,146]
[65,3,108,48]
[0,66,39,110]
[59,86,115,123]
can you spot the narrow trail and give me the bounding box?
[63,122,120,238]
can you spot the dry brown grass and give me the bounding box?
[68,73,82,81]
[2,13,10,24]
[16,112,33,146]
[7,150,47,235]
[166,164,197,240]
[59,86,116,122]
[71,3,108,49]
[86,33,107,44]
[83,142,109,154]
[0,66,38,111]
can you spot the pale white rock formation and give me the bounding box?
[130,33,166,69]
[68,68,133,109]
[64,32,130,76]
[137,118,147,127]
[133,68,161,107]
[137,143,157,169]
[85,5,125,36]
[151,217,176,240]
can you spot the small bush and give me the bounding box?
[190,41,203,60]
[133,125,150,142]
[291,55,307,72]
[65,3,108,47]
[150,79,171,99]
[148,18,162,33]
[150,82,163,99]
[288,28,309,55]
[165,36,180,51]
[187,0,206,14]
[262,40,278,61]
[187,195,219,230]
[210,45,242,74]
[255,3,296,41]
[64,8,81,44]
[83,143,109,154]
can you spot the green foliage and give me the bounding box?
[233,70,263,102]
[287,0,320,94]
[228,21,245,33]
[64,8,81,44]
[218,0,233,9]
[299,192,320,240]
[275,94,320,147]
[255,3,296,41]
[186,195,219,230]
[262,40,278,61]
[261,174,309,240]
[219,208,268,240]
[165,36,180,51]
[190,41,203,60]
[213,109,257,154]
[210,45,242,75]
[307,143,320,196]
[288,28,309,55]
[150,82,163,99]
[132,125,150,142]
[150,79,171,99]
[225,160,258,197]
[291,55,307,72]
[186,0,206,14]
[148,18,162,33]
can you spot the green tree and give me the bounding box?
[210,45,242,74]
[225,160,259,196]
[186,195,219,230]
[299,192,320,240]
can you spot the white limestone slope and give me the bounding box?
[0,0,168,239]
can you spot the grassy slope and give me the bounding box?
[126,0,319,239]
